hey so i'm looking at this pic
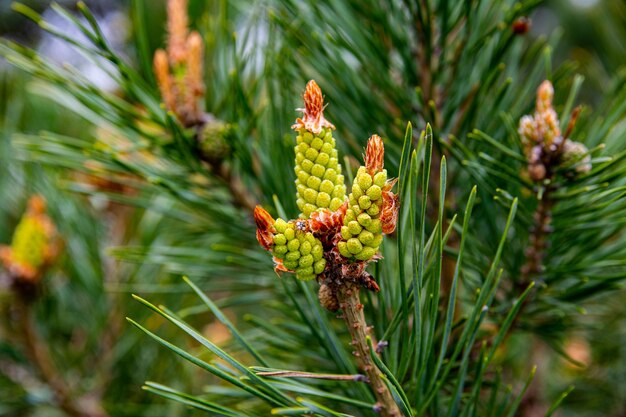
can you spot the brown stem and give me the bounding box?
[449,84,479,137]
[516,190,554,417]
[507,188,554,335]
[94,205,133,396]
[521,190,553,283]
[218,163,257,213]
[191,118,257,213]
[335,283,401,417]
[17,299,109,417]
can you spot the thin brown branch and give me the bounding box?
[335,282,401,417]
[192,118,257,213]
[515,189,554,417]
[17,299,109,417]
[450,83,479,136]
[521,190,553,283]
[217,163,257,213]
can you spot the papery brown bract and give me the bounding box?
[253,206,275,251]
[309,202,347,247]
[365,134,385,174]
[292,80,335,134]
[380,191,400,235]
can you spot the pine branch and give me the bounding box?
[16,298,109,417]
[336,282,401,417]
[521,188,554,283]
[215,157,258,213]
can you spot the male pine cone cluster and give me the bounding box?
[294,128,346,217]
[518,80,591,181]
[254,80,399,290]
[153,0,204,127]
[270,219,326,281]
[338,136,396,261]
[154,0,232,164]
[0,195,60,283]
[293,81,346,218]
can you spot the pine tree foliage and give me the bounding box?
[0,1,624,416]
[448,76,626,342]
[266,0,626,347]
[268,0,547,155]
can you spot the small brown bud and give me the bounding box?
[528,163,547,181]
[512,17,530,34]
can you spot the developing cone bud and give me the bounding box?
[536,80,554,113]
[166,0,189,66]
[338,135,397,262]
[292,81,346,218]
[536,108,560,147]
[519,80,561,148]
[535,81,561,146]
[154,49,176,111]
[309,203,348,247]
[518,80,580,181]
[561,139,591,174]
[154,0,207,128]
[184,31,204,123]
[518,115,537,144]
[198,118,232,163]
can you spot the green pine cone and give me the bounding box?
[294,127,346,218]
[270,220,326,280]
[339,166,387,261]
